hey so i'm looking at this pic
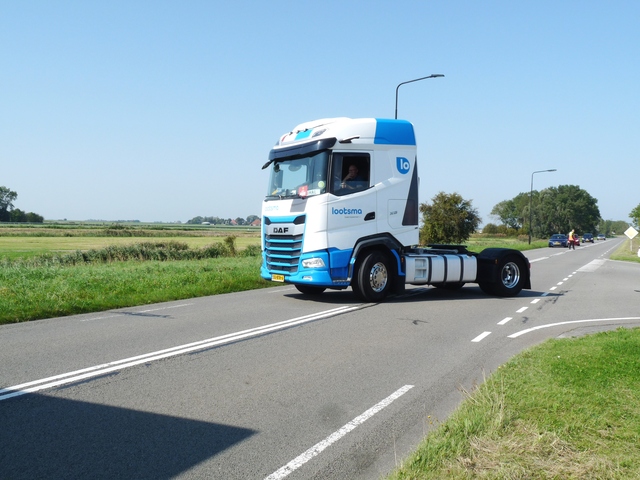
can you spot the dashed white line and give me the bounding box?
[471,331,492,342]
[265,385,414,479]
[530,299,541,304]
[516,307,528,313]
[498,317,512,325]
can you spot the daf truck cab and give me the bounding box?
[261,117,530,302]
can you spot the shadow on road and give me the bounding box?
[0,393,256,479]
[284,285,557,305]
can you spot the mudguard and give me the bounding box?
[476,248,531,289]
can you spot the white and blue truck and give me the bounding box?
[260,117,530,302]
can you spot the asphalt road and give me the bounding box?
[2,238,639,479]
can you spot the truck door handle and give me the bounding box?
[364,212,375,221]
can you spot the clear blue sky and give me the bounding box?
[2,1,638,224]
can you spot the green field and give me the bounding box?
[0,223,265,324]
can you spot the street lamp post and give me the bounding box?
[529,169,557,244]
[395,74,444,119]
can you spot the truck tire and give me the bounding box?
[295,285,326,295]
[490,254,527,297]
[354,251,392,302]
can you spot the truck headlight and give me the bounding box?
[302,257,325,268]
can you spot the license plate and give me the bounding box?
[272,274,285,282]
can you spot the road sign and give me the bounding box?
[624,226,639,254]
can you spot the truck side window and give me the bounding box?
[331,153,370,196]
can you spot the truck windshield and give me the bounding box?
[266,151,329,199]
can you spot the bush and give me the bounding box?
[1,236,260,268]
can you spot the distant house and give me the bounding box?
[251,219,261,226]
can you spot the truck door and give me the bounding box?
[326,152,375,251]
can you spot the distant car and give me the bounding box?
[597,234,606,241]
[582,233,594,243]
[549,234,568,247]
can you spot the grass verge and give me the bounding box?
[388,328,640,479]
[0,256,270,324]
[610,238,640,263]
[0,238,270,324]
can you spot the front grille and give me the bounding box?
[264,233,303,274]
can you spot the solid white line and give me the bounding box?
[0,306,359,401]
[508,317,640,338]
[471,331,491,342]
[529,257,548,263]
[498,317,512,325]
[264,385,414,480]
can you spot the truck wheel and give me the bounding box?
[491,254,527,297]
[354,251,392,302]
[295,285,326,295]
[478,282,496,296]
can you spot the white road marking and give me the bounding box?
[529,257,548,263]
[0,306,360,401]
[516,307,528,313]
[549,286,557,291]
[471,331,492,342]
[508,317,640,338]
[264,385,414,480]
[531,299,540,304]
[498,317,512,325]
[578,259,607,272]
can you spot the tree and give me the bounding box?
[0,186,18,222]
[10,208,27,222]
[493,185,601,238]
[26,212,44,223]
[246,214,260,225]
[535,185,600,236]
[419,192,481,244]
[595,219,627,236]
[630,204,640,229]
[490,192,530,230]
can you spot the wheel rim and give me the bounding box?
[501,261,521,289]
[369,262,388,293]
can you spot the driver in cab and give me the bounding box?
[340,165,366,191]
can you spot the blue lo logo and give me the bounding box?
[396,157,410,174]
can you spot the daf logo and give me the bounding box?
[272,227,289,234]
